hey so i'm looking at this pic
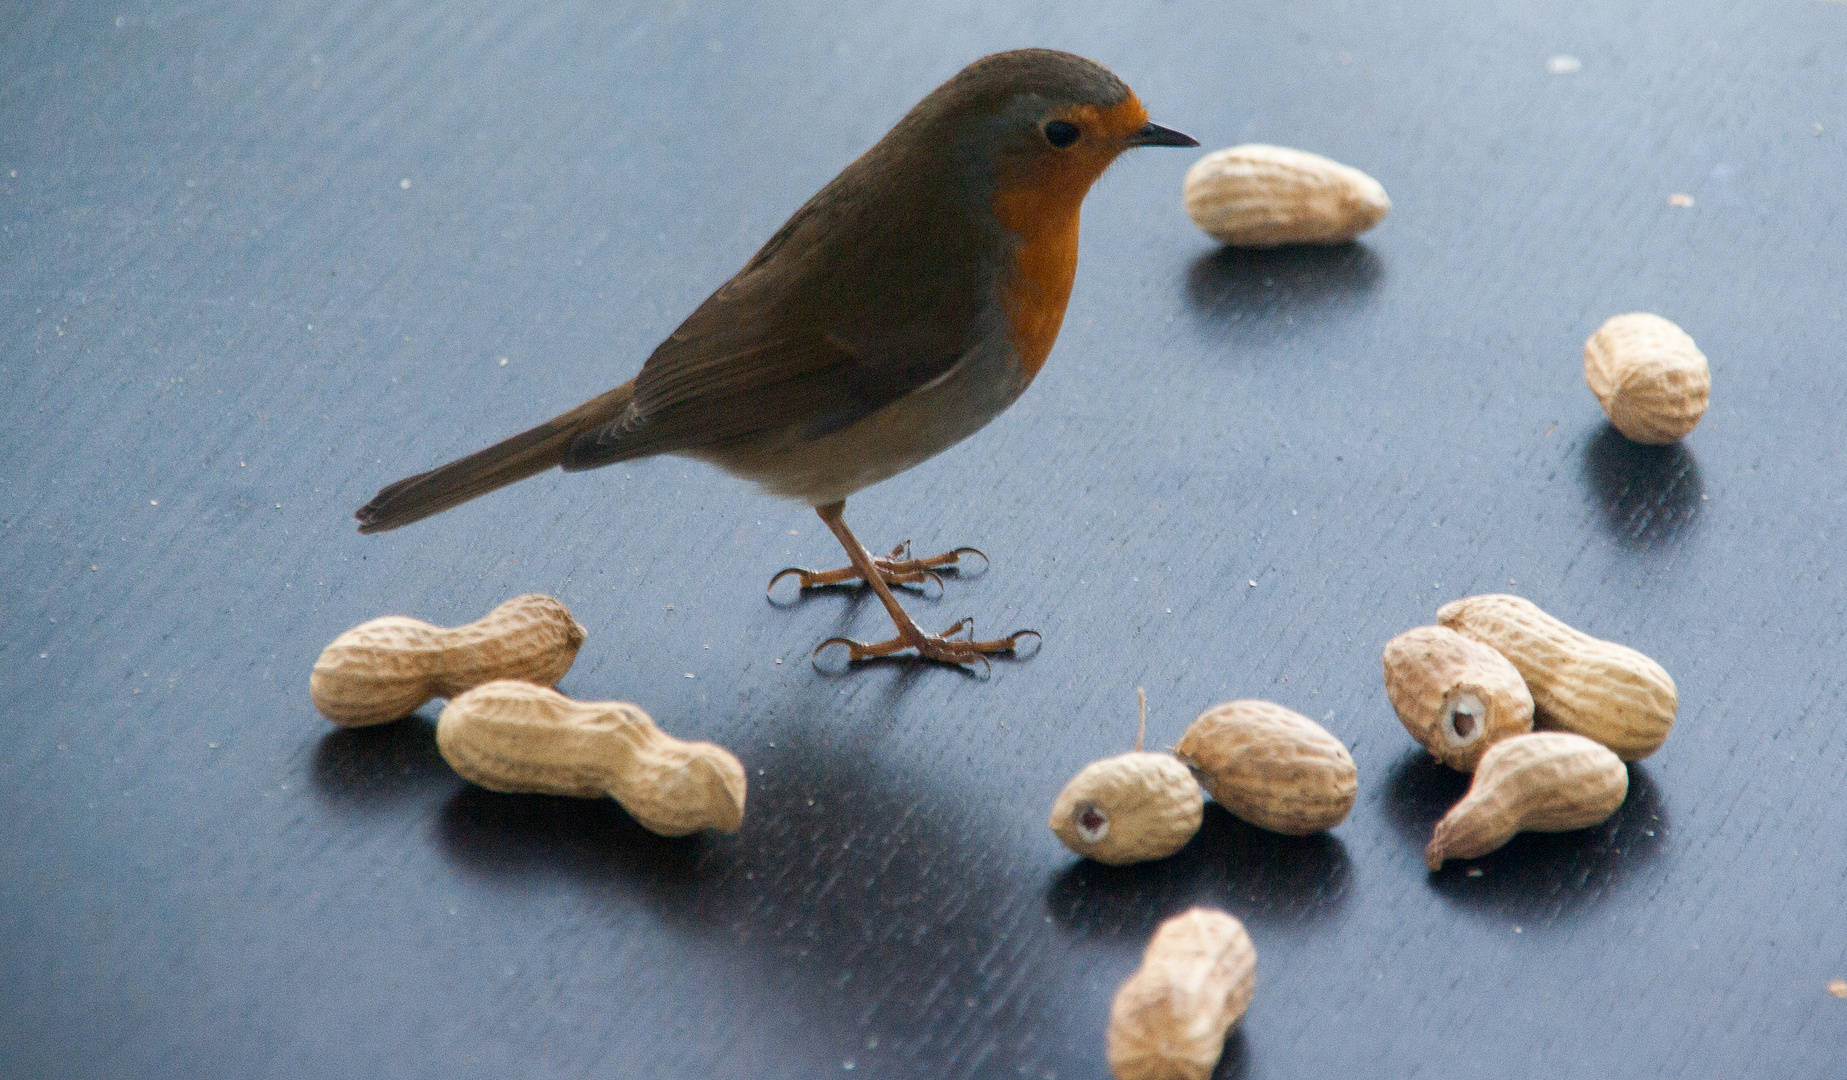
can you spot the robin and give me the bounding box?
[355,48,1196,668]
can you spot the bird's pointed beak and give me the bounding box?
[1125,121,1199,148]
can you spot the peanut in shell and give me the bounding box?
[1584,313,1710,444]
[437,680,746,836]
[1049,751,1203,865]
[1183,144,1390,247]
[1382,625,1534,772]
[1106,907,1257,1080]
[310,593,586,727]
[1173,700,1356,834]
[1426,731,1628,869]
[1437,593,1676,761]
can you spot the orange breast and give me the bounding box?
[989,95,1150,382]
[992,185,1082,382]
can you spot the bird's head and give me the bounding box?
[914,49,1198,202]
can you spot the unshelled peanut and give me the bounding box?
[1382,626,1534,772]
[1183,144,1390,247]
[1584,313,1710,444]
[1106,908,1257,1080]
[437,680,746,836]
[1437,594,1677,760]
[1425,731,1627,869]
[311,594,585,727]
[1173,700,1356,834]
[1050,752,1203,865]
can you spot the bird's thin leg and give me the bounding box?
[809,501,1036,669]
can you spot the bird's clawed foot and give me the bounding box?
[768,542,987,602]
[813,618,1040,674]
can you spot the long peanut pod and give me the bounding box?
[438,680,746,836]
[1438,594,1676,760]
[311,594,586,727]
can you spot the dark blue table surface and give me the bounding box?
[4,2,1845,1077]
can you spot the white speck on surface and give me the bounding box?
[1546,55,1582,74]
[499,357,508,366]
[684,673,694,679]
[149,500,157,506]
[1248,580,1257,587]
[399,178,412,189]
[1668,192,1694,207]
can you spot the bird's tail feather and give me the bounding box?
[354,380,636,533]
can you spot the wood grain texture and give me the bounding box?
[3,1,1845,1078]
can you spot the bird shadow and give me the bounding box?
[299,684,1243,1075]
[1044,804,1353,944]
[1182,242,1383,343]
[1382,747,1670,924]
[421,706,1163,1075]
[309,714,459,815]
[1580,424,1704,550]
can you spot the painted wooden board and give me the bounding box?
[4,1,1844,1076]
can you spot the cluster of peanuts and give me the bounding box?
[1385,594,1675,867]
[1083,151,1702,1078]
[1045,691,1353,1078]
[1054,593,1676,1077]
[309,594,746,837]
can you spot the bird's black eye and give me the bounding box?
[1043,120,1080,148]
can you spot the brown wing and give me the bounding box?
[564,137,995,472]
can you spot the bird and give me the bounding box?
[354,48,1196,668]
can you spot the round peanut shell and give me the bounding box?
[1382,625,1534,771]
